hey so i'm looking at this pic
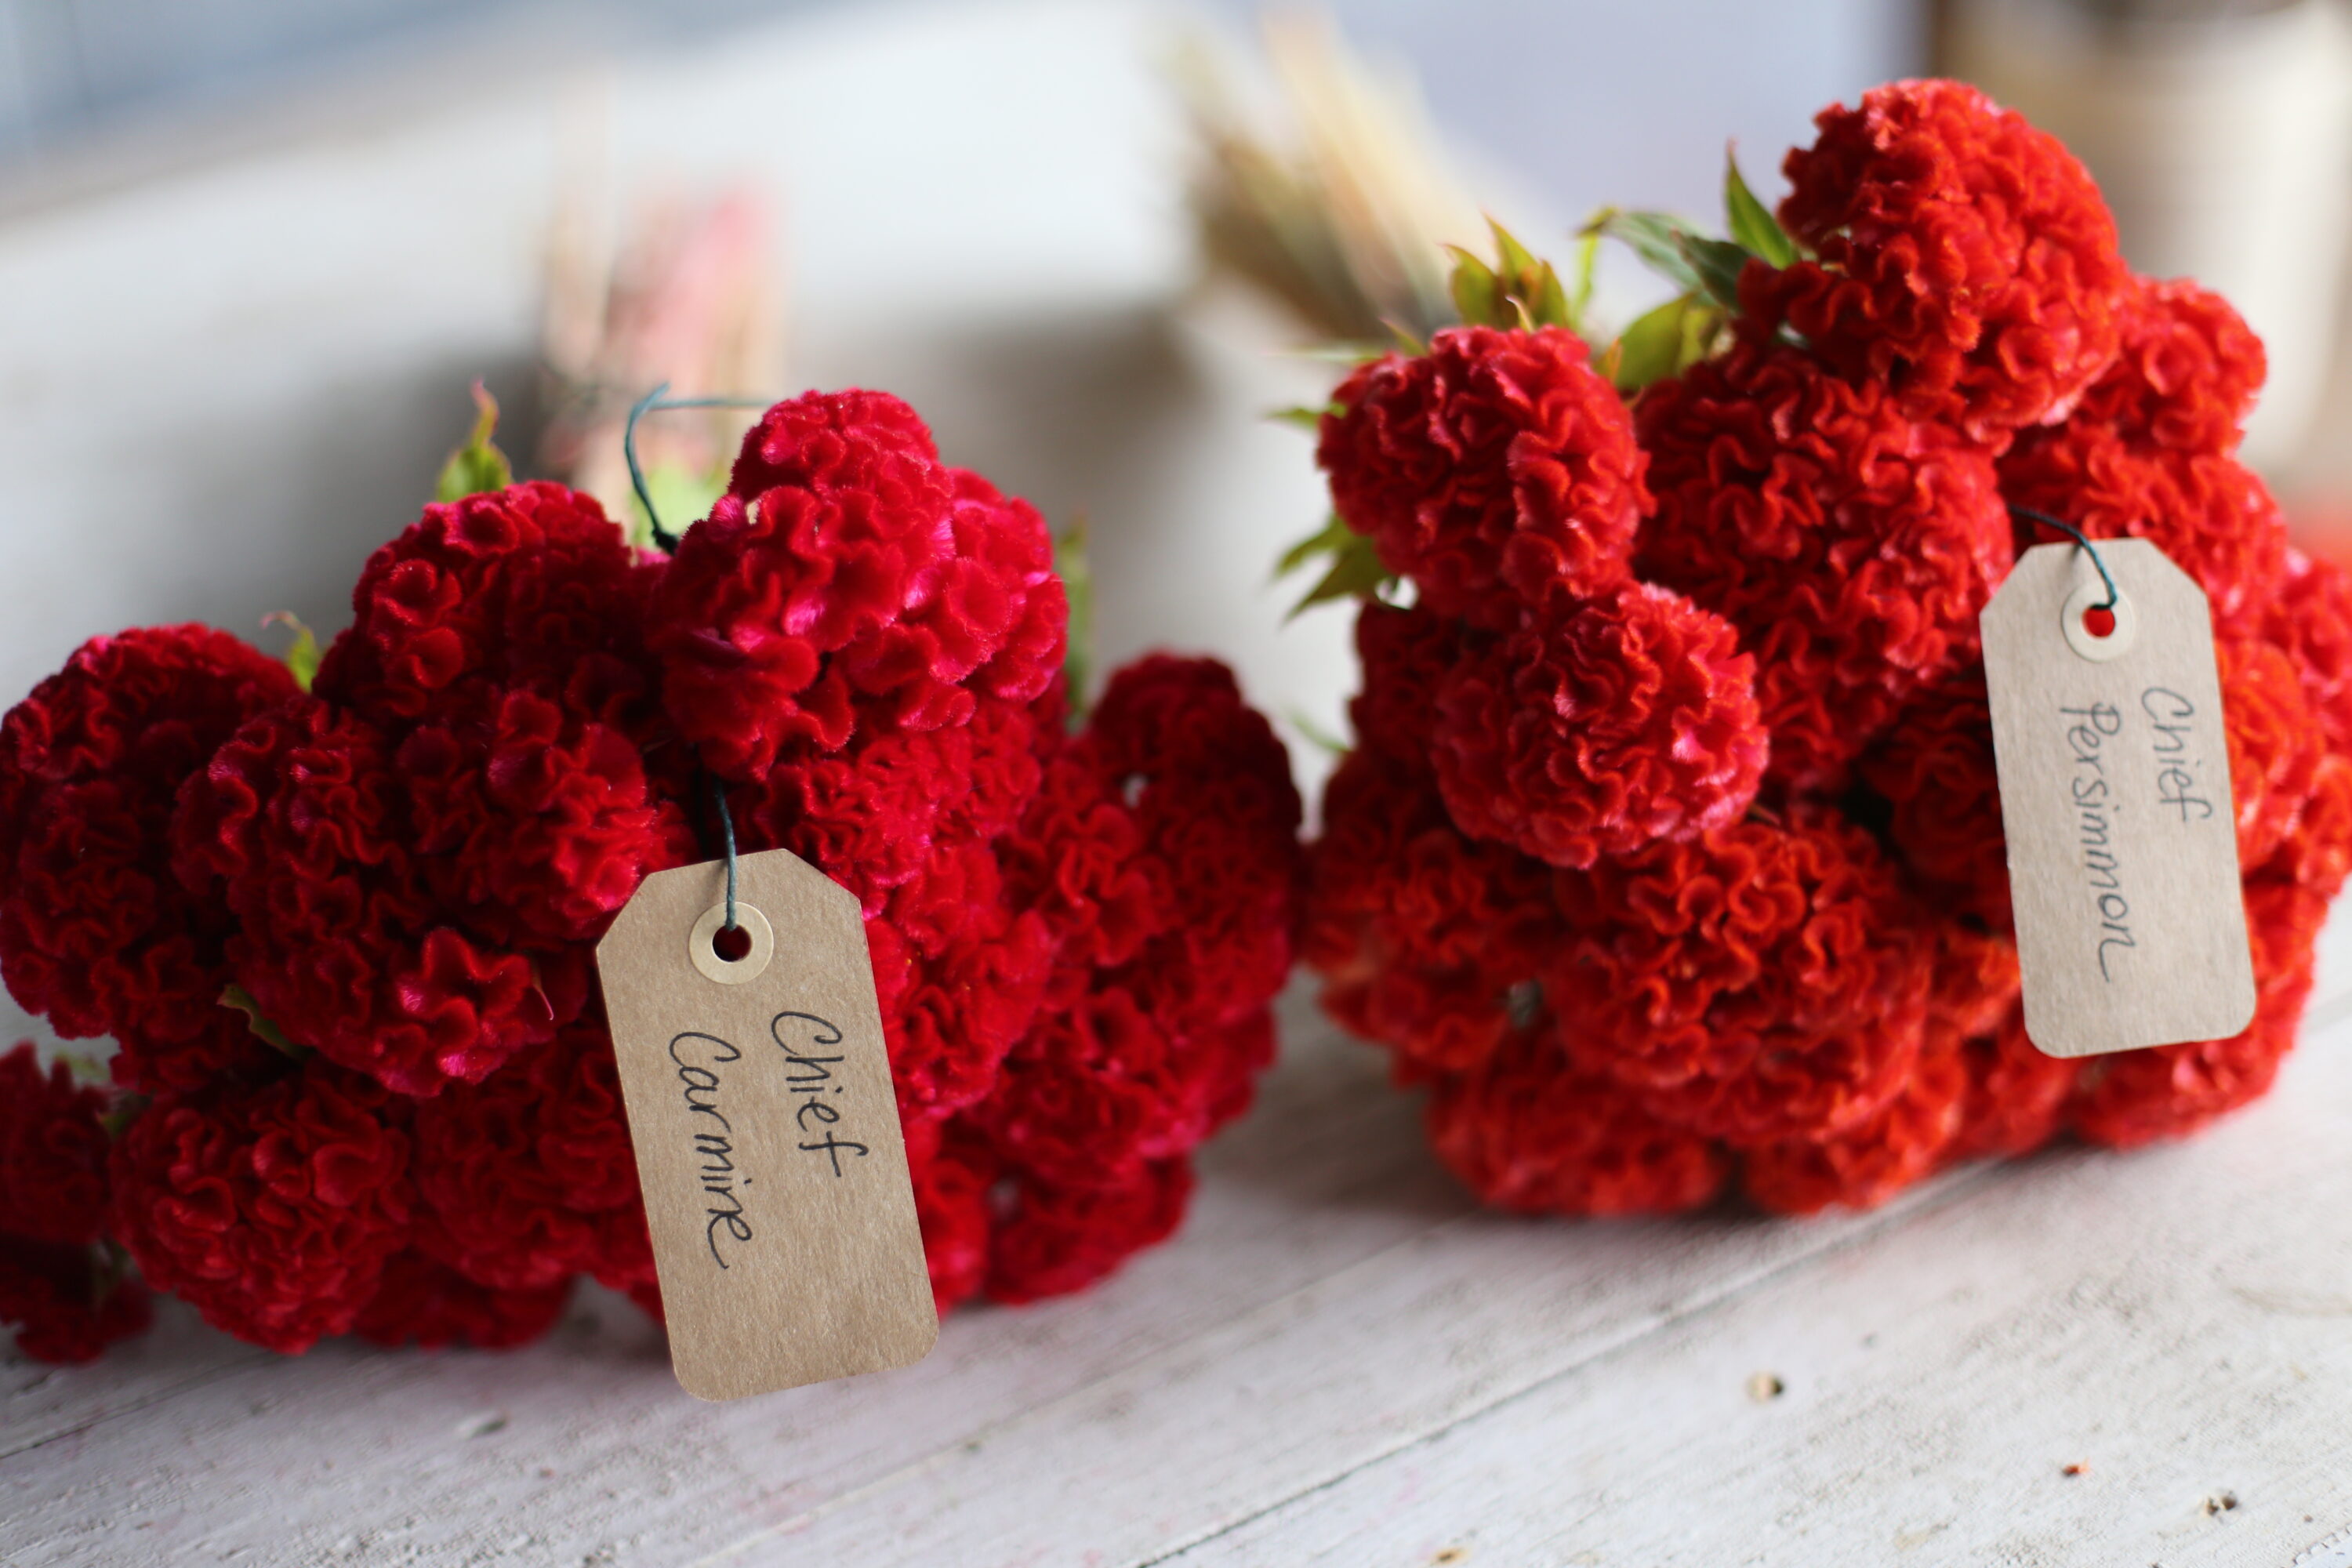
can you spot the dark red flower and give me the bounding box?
[1431,580,1766,869]
[0,1236,151,1363]
[0,625,293,1091]
[318,481,663,725]
[109,1062,413,1353]
[174,698,554,1096]
[408,1023,650,1294]
[984,1156,1192,1304]
[353,1250,572,1350]
[0,1043,113,1247]
[906,1120,994,1314]
[1346,600,1460,768]
[1748,78,2130,440]
[1318,325,1648,624]
[1637,336,2013,788]
[1424,1029,1729,1215]
[651,392,1064,779]
[1087,657,1304,1037]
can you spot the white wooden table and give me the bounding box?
[8,3,2352,1563]
[9,960,2352,1566]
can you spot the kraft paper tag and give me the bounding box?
[1980,538,2256,1058]
[595,848,936,1400]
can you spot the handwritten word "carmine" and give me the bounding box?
[669,1030,754,1269]
[2059,702,2136,981]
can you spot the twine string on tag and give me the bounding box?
[2009,505,2119,613]
[623,383,778,554]
[703,769,741,938]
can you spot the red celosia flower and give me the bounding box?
[2263,549,2352,755]
[1318,325,1649,625]
[2067,874,2321,1147]
[1308,750,1559,1073]
[2264,753,2352,904]
[1930,924,2022,1042]
[2220,638,2325,872]
[1346,600,1460,768]
[1859,666,2009,927]
[408,1023,652,1295]
[748,690,1043,914]
[865,862,1056,1124]
[2001,435,2286,633]
[175,697,555,1097]
[906,1120,994,1314]
[984,1156,1192,1304]
[1748,78,2130,440]
[0,1236,151,1363]
[651,392,1064,779]
[1547,805,1936,1144]
[353,1250,572,1350]
[1998,278,2284,630]
[1742,1033,1968,1215]
[317,481,664,731]
[1636,336,2014,789]
[1947,1008,2078,1163]
[1424,1029,1729,1215]
[0,625,293,1091]
[2059,277,2266,456]
[109,1062,413,1353]
[399,685,697,953]
[1085,656,1305,1038]
[1430,579,1766,869]
[0,1043,113,1247]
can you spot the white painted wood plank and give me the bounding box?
[1166,1011,2352,1568]
[0,987,1472,1566]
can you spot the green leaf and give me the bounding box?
[1266,402,1342,432]
[1285,708,1348,758]
[1676,233,1751,310]
[1276,514,1355,579]
[1446,245,1504,327]
[1488,217,1541,287]
[1055,515,1094,719]
[260,611,320,692]
[1383,318,1430,356]
[1723,147,1797,268]
[1586,209,1704,295]
[219,983,305,1060]
[1608,293,1725,394]
[434,379,514,503]
[1287,528,1396,618]
[1569,230,1600,326]
[1529,261,1573,332]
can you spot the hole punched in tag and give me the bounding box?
[688,770,774,983]
[2013,506,2135,662]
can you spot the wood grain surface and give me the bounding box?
[8,956,2352,1566]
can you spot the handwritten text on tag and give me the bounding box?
[1980,538,2256,1058]
[595,848,936,1400]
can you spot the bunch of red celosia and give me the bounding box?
[0,389,1301,1363]
[1306,78,2352,1218]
